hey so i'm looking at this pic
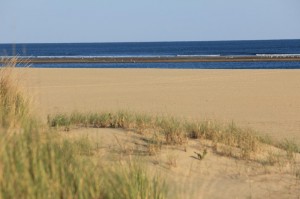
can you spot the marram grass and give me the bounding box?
[48,110,300,161]
[48,111,263,159]
[0,59,167,199]
[0,58,31,129]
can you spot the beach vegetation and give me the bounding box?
[278,139,299,161]
[47,110,298,162]
[0,59,168,199]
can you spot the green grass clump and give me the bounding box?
[0,58,31,129]
[48,111,265,159]
[134,113,153,134]
[184,120,221,140]
[156,117,187,145]
[0,131,103,199]
[0,60,102,198]
[0,59,168,199]
[49,110,300,161]
[102,161,167,199]
[0,128,167,198]
[89,112,112,128]
[278,139,299,161]
[48,113,71,128]
[217,123,259,158]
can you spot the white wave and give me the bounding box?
[176,54,220,57]
[0,55,173,59]
[2,54,300,60]
[256,54,300,58]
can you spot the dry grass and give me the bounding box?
[48,110,300,164]
[48,112,263,160]
[0,58,32,129]
[102,160,167,199]
[166,153,178,169]
[0,59,168,199]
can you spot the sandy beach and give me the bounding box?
[21,68,300,142]
[16,67,300,198]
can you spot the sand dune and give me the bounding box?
[62,127,300,199]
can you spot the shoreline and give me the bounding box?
[2,55,300,64]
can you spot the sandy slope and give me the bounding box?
[21,68,300,141]
[63,128,300,199]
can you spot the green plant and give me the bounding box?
[48,113,70,128]
[47,111,299,162]
[0,59,168,199]
[102,161,167,199]
[264,151,282,166]
[278,139,299,161]
[0,58,32,129]
[135,113,153,134]
[89,112,112,128]
[146,133,163,155]
[157,117,187,145]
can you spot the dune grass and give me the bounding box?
[0,59,167,199]
[48,110,300,162]
[48,111,260,160]
[0,58,32,129]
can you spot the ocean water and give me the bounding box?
[1,40,300,69]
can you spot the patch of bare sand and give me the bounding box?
[20,68,300,142]
[63,128,300,199]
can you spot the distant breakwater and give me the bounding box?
[1,55,300,64]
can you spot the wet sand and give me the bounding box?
[21,68,300,141]
[2,55,300,64]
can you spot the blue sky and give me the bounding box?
[1,0,300,43]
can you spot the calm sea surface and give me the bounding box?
[1,40,300,69]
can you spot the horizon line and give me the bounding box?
[1,38,300,45]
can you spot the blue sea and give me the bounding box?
[1,40,300,69]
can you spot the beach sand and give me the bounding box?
[17,68,300,198]
[21,68,300,141]
[62,127,300,199]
